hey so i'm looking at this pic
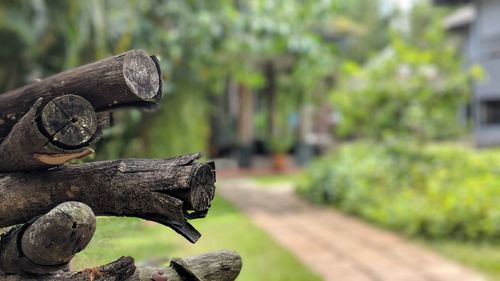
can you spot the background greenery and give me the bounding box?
[3,0,500,279]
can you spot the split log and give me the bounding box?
[0,202,96,275]
[0,49,162,139]
[0,153,216,243]
[0,95,99,172]
[0,251,242,281]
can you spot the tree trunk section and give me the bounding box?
[0,202,96,275]
[0,49,162,139]
[0,95,99,172]
[0,153,215,243]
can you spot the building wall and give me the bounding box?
[467,0,500,146]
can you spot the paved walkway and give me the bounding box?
[218,179,487,281]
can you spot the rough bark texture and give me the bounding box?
[0,202,96,275]
[0,153,215,243]
[0,95,99,172]
[0,256,136,281]
[0,251,241,281]
[131,250,242,281]
[0,49,162,139]
[0,49,241,281]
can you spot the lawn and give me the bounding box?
[251,173,304,186]
[73,195,321,281]
[423,241,500,281]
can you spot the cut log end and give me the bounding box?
[0,202,96,275]
[123,50,161,100]
[190,163,216,212]
[21,202,96,267]
[37,94,97,149]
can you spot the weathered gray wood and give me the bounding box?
[0,49,162,139]
[131,250,242,281]
[0,256,136,281]
[0,95,99,172]
[0,251,242,281]
[0,153,215,243]
[0,202,96,275]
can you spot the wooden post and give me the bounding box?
[237,84,254,168]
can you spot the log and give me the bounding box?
[131,250,242,281]
[0,95,99,172]
[0,251,242,281]
[0,202,96,275]
[0,49,162,139]
[0,153,216,243]
[0,256,136,281]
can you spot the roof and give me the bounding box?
[444,4,476,30]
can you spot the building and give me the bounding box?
[436,0,500,146]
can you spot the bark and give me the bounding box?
[131,250,242,281]
[0,202,96,275]
[0,251,241,281]
[237,84,254,146]
[0,49,162,139]
[0,153,215,243]
[263,61,277,141]
[0,95,100,172]
[0,257,136,281]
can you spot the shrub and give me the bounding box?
[297,142,500,240]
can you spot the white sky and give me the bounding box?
[384,0,420,13]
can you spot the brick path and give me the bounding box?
[218,179,487,281]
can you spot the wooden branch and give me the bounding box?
[0,256,136,281]
[131,250,242,281]
[0,153,216,243]
[0,202,96,275]
[0,251,242,281]
[0,95,99,172]
[0,49,162,139]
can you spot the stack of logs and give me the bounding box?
[0,50,242,281]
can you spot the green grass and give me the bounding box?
[251,173,303,186]
[73,196,321,281]
[423,240,500,280]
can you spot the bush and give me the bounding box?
[297,142,500,240]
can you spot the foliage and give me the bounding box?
[297,142,500,240]
[73,196,322,281]
[331,4,481,142]
[0,0,394,158]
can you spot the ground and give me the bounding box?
[72,195,321,281]
[73,174,500,281]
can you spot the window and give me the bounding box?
[481,100,500,125]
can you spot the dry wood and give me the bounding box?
[131,250,242,281]
[0,95,99,172]
[0,256,136,281]
[0,202,96,275]
[0,49,162,139]
[0,251,241,281]
[0,153,215,243]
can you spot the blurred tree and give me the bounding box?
[0,0,394,159]
[331,2,480,142]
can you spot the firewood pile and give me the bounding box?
[0,50,242,281]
